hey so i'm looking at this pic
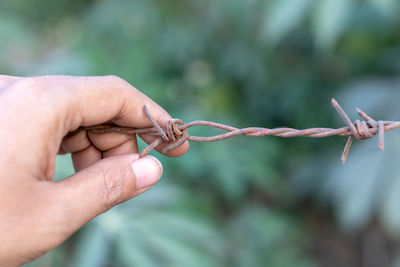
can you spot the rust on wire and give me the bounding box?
[72,98,400,163]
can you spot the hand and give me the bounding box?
[0,75,188,266]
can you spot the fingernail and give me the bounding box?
[131,156,163,190]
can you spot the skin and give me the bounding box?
[0,75,189,266]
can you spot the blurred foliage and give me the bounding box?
[1,0,400,266]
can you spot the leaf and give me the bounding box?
[312,0,354,51]
[228,206,313,267]
[368,0,399,18]
[320,80,400,232]
[379,139,400,236]
[260,0,312,47]
[70,223,111,267]
[127,218,221,267]
[324,146,381,231]
[53,154,74,181]
[116,238,160,267]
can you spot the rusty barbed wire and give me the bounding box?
[74,98,400,163]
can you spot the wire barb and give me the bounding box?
[71,99,400,163]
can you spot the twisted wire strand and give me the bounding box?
[74,98,400,163]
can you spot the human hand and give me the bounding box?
[0,75,188,266]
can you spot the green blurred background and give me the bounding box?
[1,0,400,266]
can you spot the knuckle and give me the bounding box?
[102,75,133,90]
[103,75,125,84]
[98,165,126,210]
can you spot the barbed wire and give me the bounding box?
[76,98,400,163]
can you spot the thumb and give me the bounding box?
[52,154,162,232]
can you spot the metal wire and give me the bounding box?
[75,98,400,163]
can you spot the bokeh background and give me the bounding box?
[1,0,400,266]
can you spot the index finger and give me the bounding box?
[27,75,188,157]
